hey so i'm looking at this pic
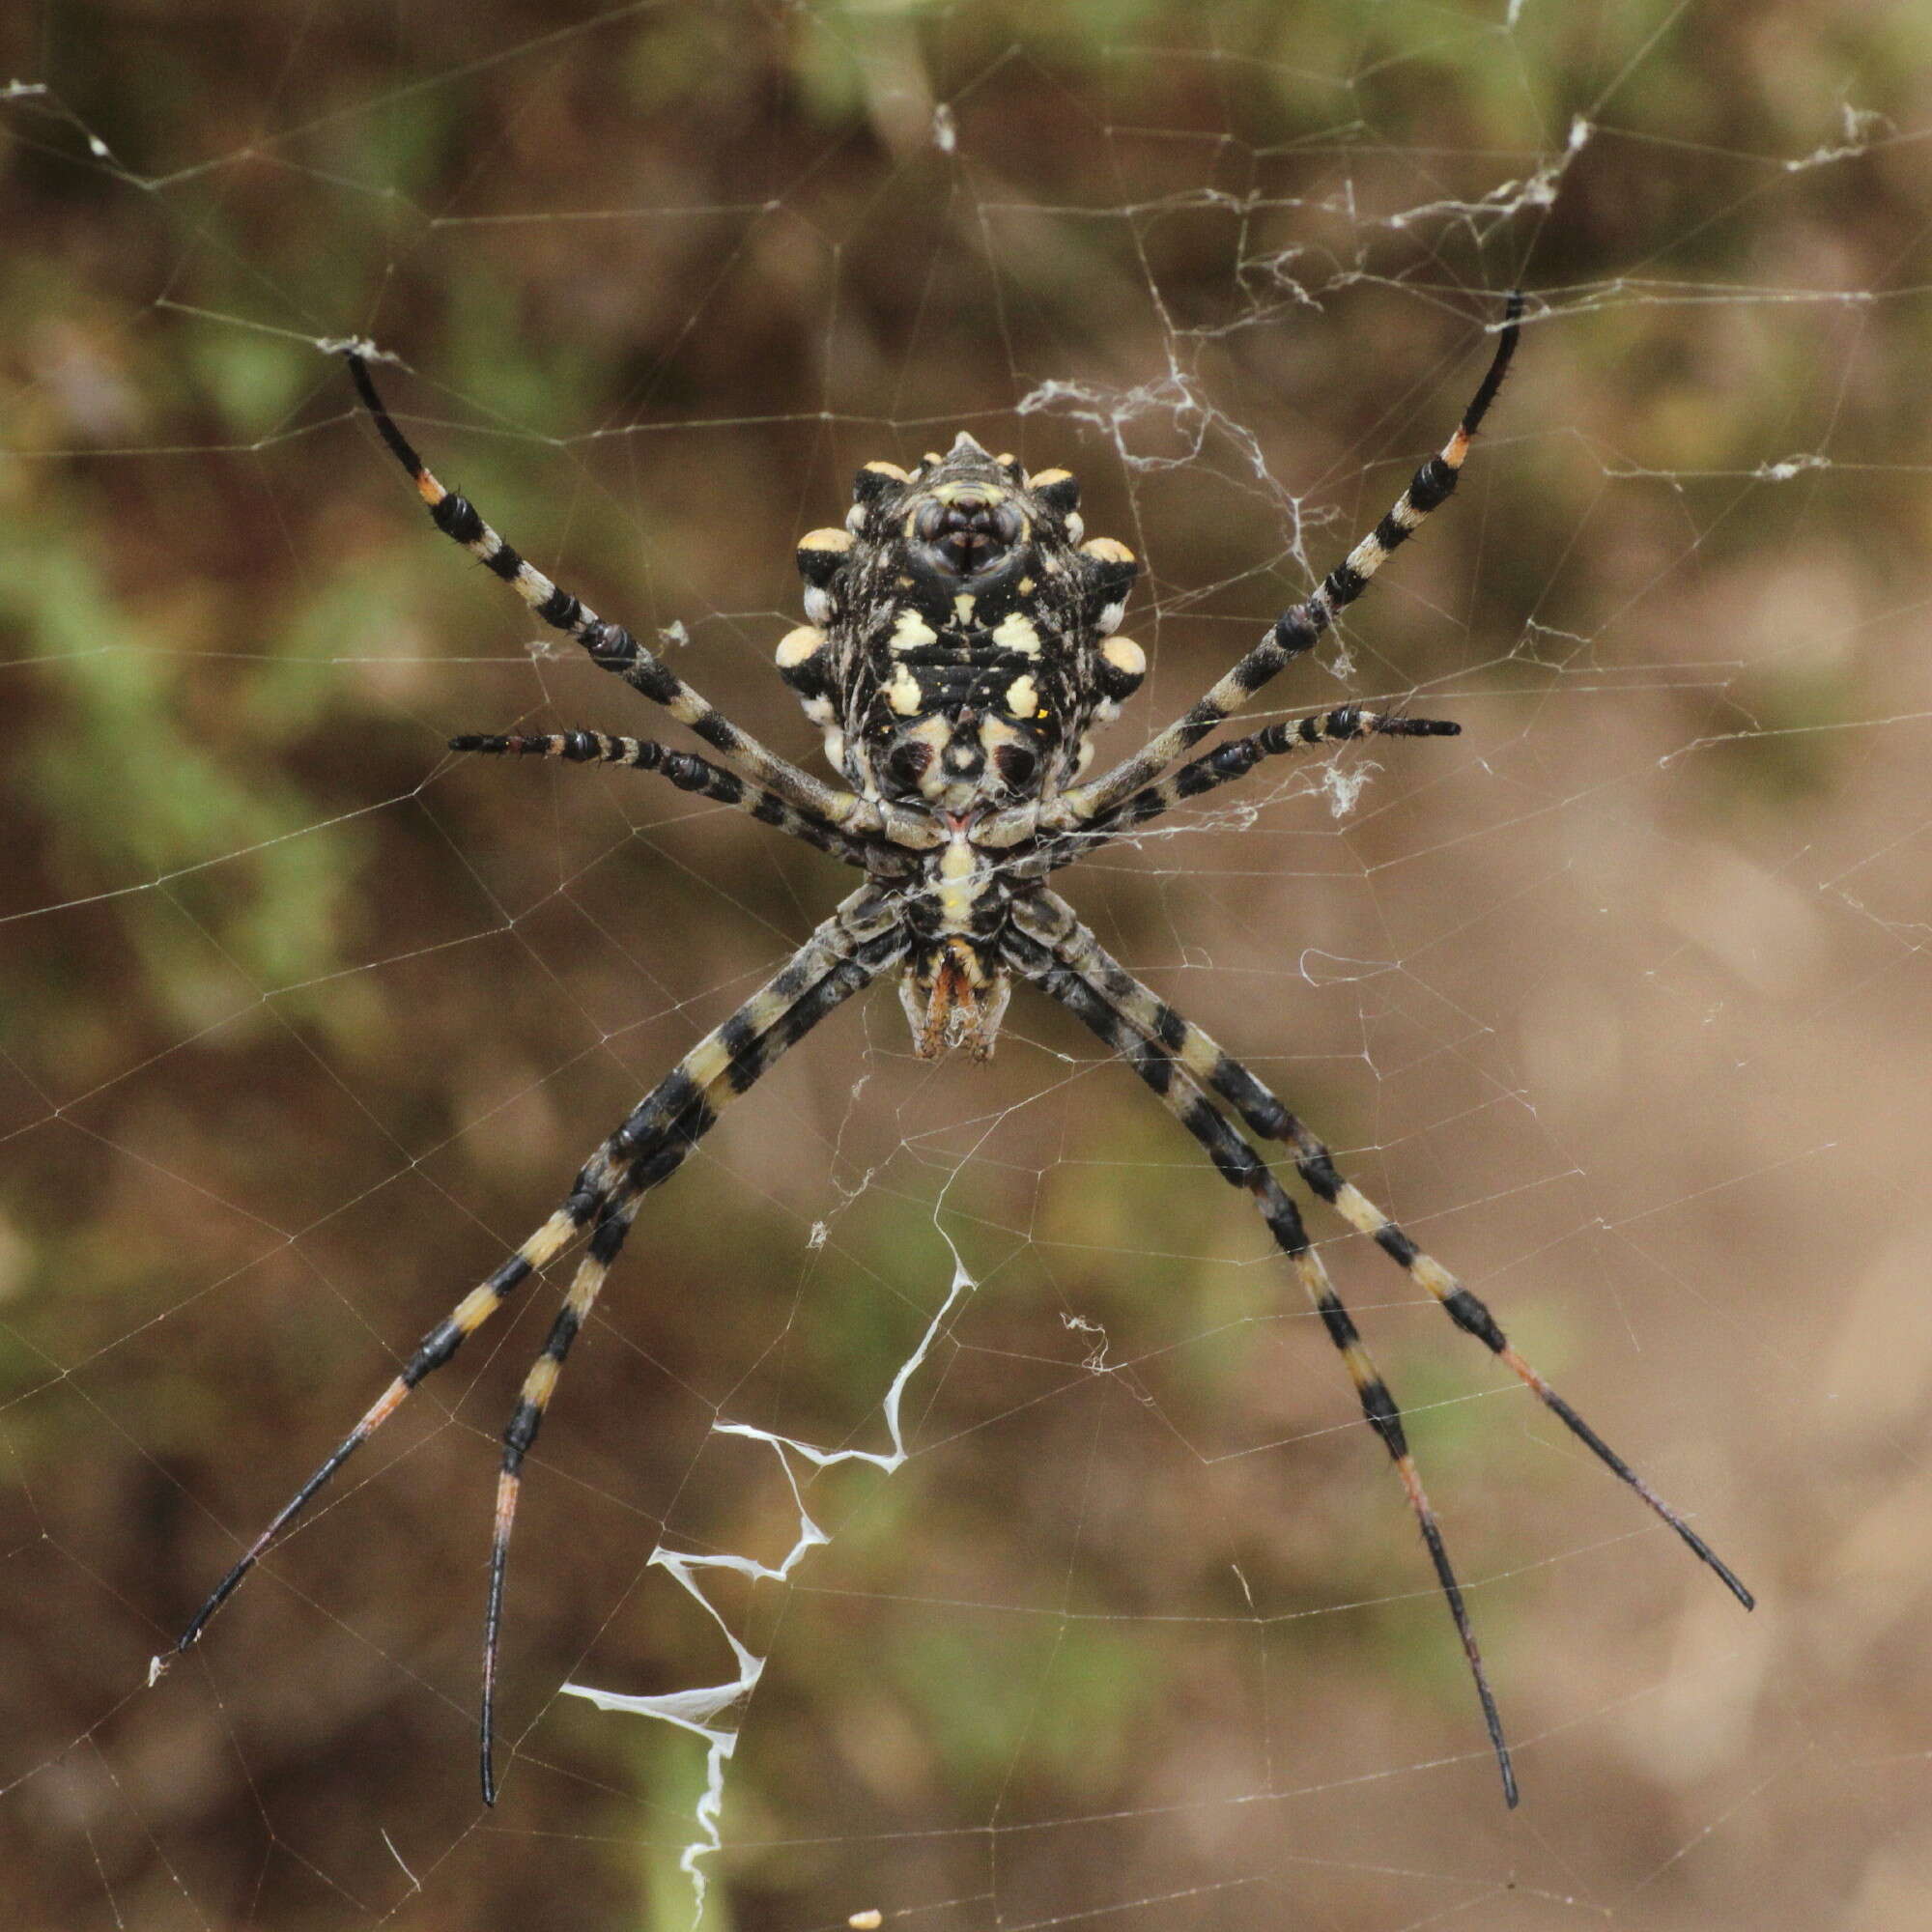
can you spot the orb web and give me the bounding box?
[2,9,1924,1930]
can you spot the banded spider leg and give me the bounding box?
[344,353,934,854]
[1003,888,1752,1802]
[177,889,906,1803]
[979,293,1521,851]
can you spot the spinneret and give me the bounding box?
[179,297,1750,1818]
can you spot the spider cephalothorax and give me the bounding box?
[180,301,1751,1814]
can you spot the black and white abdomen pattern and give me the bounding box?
[772,431,1146,816]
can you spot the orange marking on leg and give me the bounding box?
[356,1376,411,1435]
[1394,1452,1432,1516]
[1498,1345,1550,1397]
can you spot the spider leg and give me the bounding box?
[345,354,930,847]
[1002,920,1517,1805]
[1011,890,1754,1611]
[980,294,1520,850]
[1022,704,1461,878]
[478,907,903,1802]
[449,729,899,872]
[177,1181,618,1651]
[176,886,904,1802]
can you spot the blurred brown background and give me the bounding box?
[3,2,1929,1927]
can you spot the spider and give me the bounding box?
[175,293,1751,1807]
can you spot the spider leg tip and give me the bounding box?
[1673,1515,1755,1610]
[176,1596,220,1651]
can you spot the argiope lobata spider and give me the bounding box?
[175,292,1752,1807]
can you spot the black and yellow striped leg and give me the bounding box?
[449,730,893,871]
[475,919,901,1802]
[176,1163,628,1654]
[1002,924,1517,1804]
[1024,705,1461,876]
[344,354,934,847]
[1218,1084,1754,1608]
[178,888,902,1769]
[1010,890,1754,1615]
[979,294,1520,851]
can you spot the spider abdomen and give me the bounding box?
[778,431,1143,814]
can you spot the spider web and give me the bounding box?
[4,4,1929,1927]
